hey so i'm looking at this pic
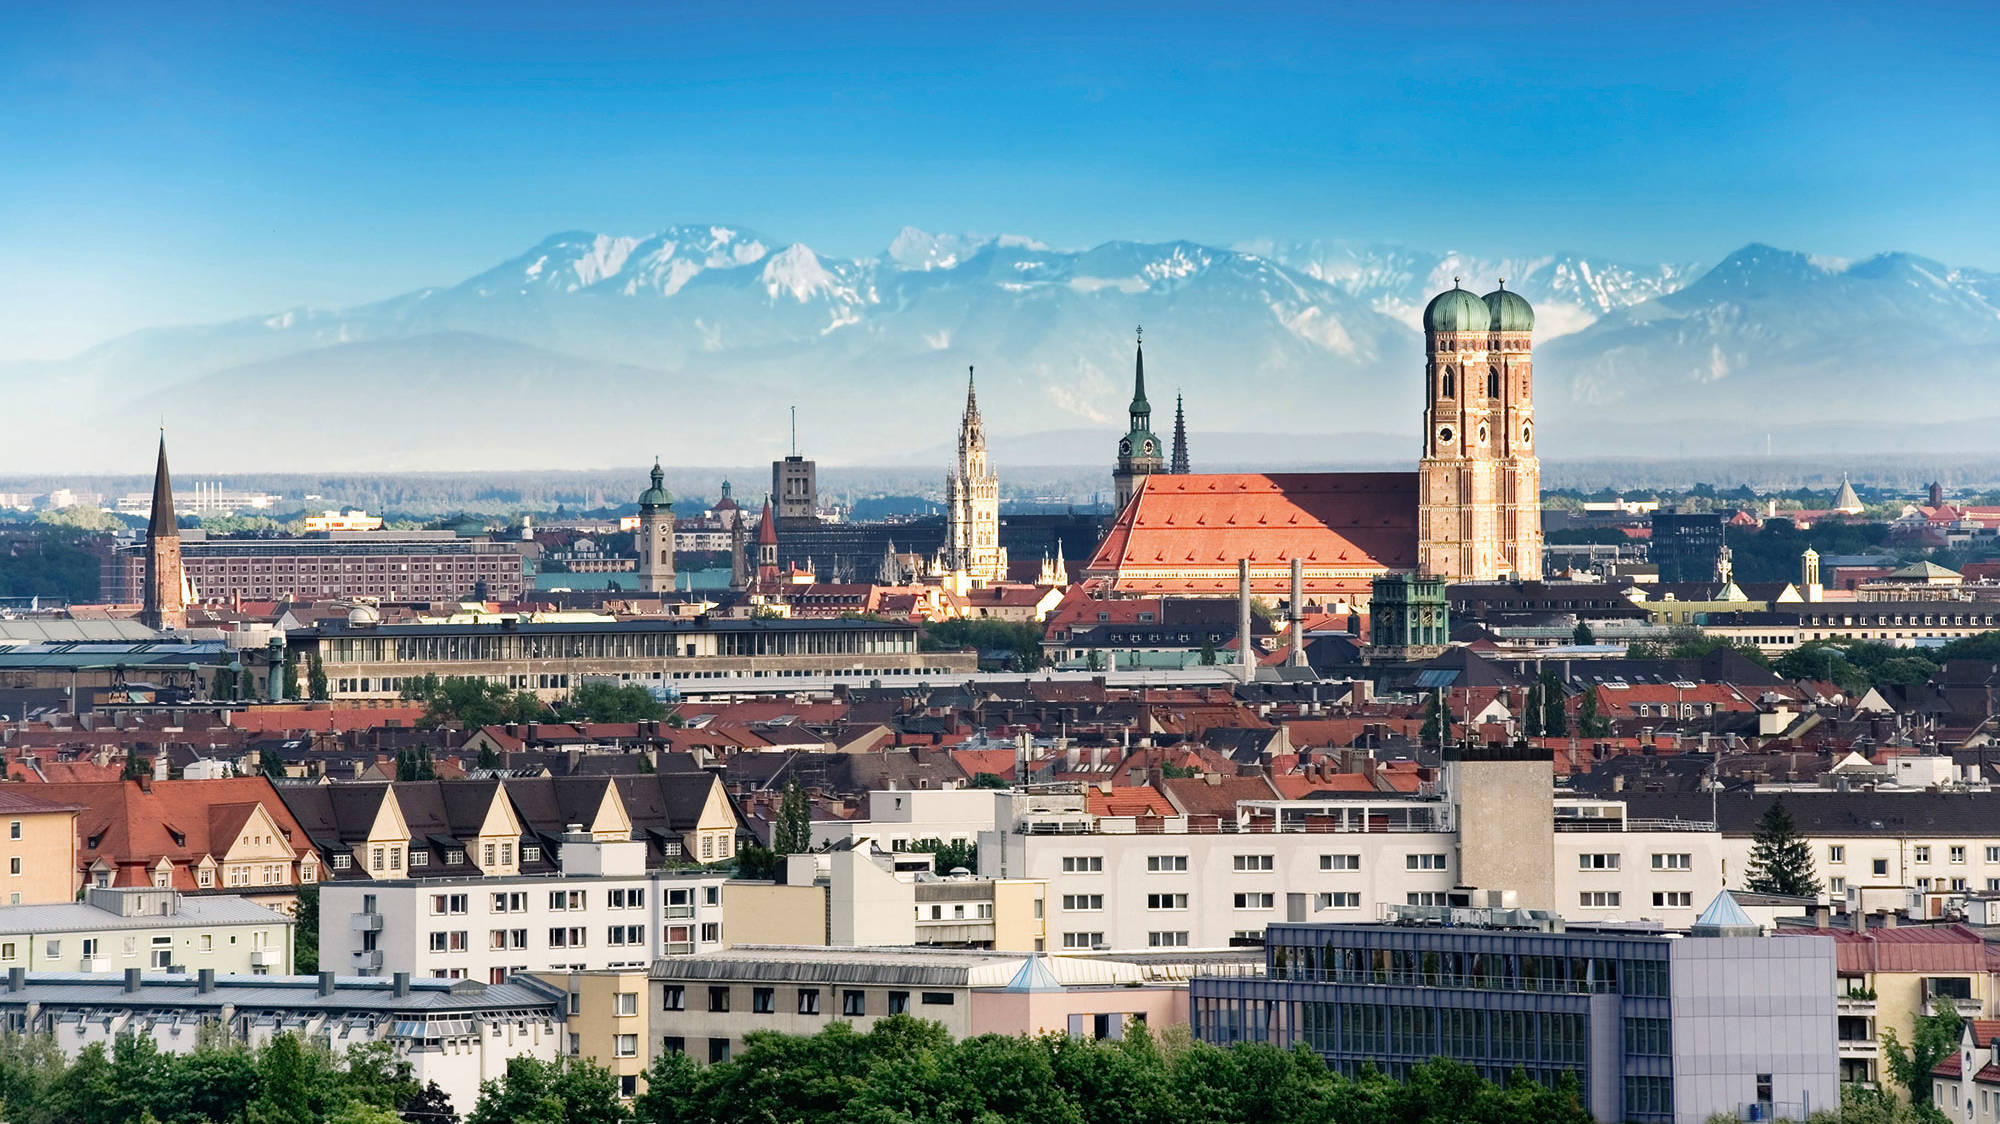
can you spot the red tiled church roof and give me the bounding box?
[1085,472,1417,598]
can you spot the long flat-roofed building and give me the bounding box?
[287,615,974,699]
[0,967,564,1116]
[105,529,529,604]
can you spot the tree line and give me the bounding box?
[0,1032,450,1124]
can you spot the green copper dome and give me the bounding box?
[1483,285,1535,332]
[638,460,674,508]
[1423,284,1491,333]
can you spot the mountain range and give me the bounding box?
[9,225,1997,474]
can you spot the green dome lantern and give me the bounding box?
[638,459,674,508]
[1423,280,1492,333]
[1483,282,1535,332]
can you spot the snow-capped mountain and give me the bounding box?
[1248,240,1702,340]
[4,228,1996,472]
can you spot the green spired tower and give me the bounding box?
[1112,327,1164,512]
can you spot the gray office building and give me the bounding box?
[1189,895,1837,1124]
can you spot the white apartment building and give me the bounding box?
[321,835,728,983]
[810,788,1002,853]
[980,789,1462,950]
[1550,799,1731,930]
[0,888,293,975]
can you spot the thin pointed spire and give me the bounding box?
[1129,328,1149,416]
[1170,392,1190,474]
[146,431,178,542]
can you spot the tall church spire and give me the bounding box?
[944,365,1004,588]
[141,430,186,630]
[1170,392,1190,474]
[1112,327,1164,511]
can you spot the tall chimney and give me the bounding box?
[1238,559,1255,683]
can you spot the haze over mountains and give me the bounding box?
[10,226,1998,473]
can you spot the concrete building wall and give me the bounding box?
[811,788,1002,852]
[990,879,1047,953]
[1455,749,1555,911]
[828,850,916,947]
[0,808,77,906]
[1668,936,1839,1124]
[971,985,1186,1038]
[721,882,826,947]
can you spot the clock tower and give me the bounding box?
[1112,329,1164,512]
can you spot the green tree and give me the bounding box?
[1577,687,1610,737]
[308,654,329,701]
[1745,797,1820,898]
[467,1056,627,1124]
[1572,620,1595,646]
[734,841,779,881]
[397,1080,459,1124]
[970,771,1010,789]
[773,779,812,856]
[396,748,436,782]
[476,745,501,769]
[906,837,977,874]
[294,882,320,972]
[282,647,302,700]
[1199,635,1218,665]
[1521,681,1543,738]
[1539,671,1568,737]
[1882,998,1964,1108]
[556,682,666,723]
[403,675,545,729]
[212,656,239,702]
[260,747,289,779]
[246,1034,316,1124]
[1421,693,1453,747]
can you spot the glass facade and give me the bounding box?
[1191,922,1679,1124]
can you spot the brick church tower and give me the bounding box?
[1416,280,1542,582]
[140,431,187,631]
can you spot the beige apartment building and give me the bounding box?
[0,790,80,906]
[538,968,654,1101]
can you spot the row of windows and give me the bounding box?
[1067,852,1366,874]
[661,984,953,1016]
[1267,944,1664,996]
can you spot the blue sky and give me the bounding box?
[2,1,1994,360]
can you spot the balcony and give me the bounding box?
[351,950,383,971]
[250,950,278,968]
[1837,1038,1879,1058]
[350,912,383,932]
[1836,995,1877,1015]
[664,905,696,920]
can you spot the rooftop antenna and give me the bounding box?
[790,406,797,457]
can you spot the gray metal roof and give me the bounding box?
[0,971,563,1016]
[0,620,161,643]
[0,896,290,936]
[300,616,917,639]
[650,946,1145,988]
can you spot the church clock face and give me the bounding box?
[1119,438,1132,457]
[1142,439,1156,455]
[1436,425,1455,446]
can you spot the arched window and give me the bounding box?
[1487,368,1501,398]
[1441,368,1455,398]
[660,550,671,563]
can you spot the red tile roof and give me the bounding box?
[1085,785,1176,818]
[1084,472,1418,598]
[32,777,313,892]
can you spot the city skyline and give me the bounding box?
[4,1,1997,362]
